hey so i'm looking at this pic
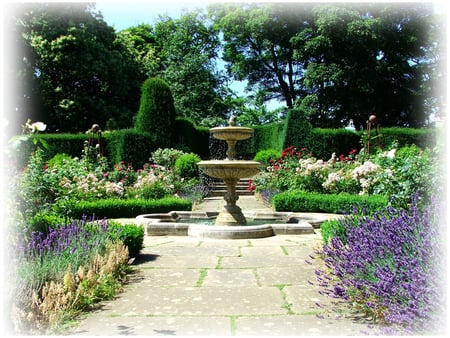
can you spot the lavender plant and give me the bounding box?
[315,195,446,334]
[10,216,126,333]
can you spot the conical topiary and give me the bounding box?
[135,77,176,148]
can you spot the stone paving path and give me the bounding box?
[66,196,375,336]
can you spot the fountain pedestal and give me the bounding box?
[197,160,261,226]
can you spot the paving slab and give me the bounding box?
[234,315,370,336]
[136,268,202,287]
[140,254,220,269]
[70,315,232,336]
[201,269,258,287]
[257,266,316,286]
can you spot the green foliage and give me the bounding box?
[251,122,285,152]
[282,108,312,149]
[371,144,441,208]
[108,221,144,258]
[150,148,186,169]
[320,214,361,244]
[307,128,362,160]
[46,153,72,167]
[253,149,280,167]
[105,129,157,169]
[68,197,192,219]
[211,2,443,127]
[153,12,229,124]
[174,118,210,157]
[11,3,143,134]
[29,212,68,234]
[174,153,202,179]
[272,190,388,213]
[135,77,176,148]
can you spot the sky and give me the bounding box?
[95,1,211,31]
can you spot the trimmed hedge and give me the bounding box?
[13,121,436,169]
[236,121,286,159]
[272,190,388,214]
[135,77,176,148]
[282,107,312,150]
[306,127,436,160]
[174,118,210,158]
[68,197,192,219]
[307,128,362,160]
[104,129,157,169]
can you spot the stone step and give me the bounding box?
[207,190,254,197]
[206,178,254,197]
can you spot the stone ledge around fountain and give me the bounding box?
[135,211,329,239]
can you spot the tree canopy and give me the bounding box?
[8,3,145,134]
[6,2,445,135]
[211,2,445,128]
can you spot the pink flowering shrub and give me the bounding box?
[252,143,440,207]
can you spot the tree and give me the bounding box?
[296,3,442,128]
[209,2,315,110]
[153,11,231,125]
[211,3,443,128]
[115,24,160,78]
[9,3,144,133]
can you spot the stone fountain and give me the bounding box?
[136,117,334,239]
[197,117,261,226]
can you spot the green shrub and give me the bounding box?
[29,212,68,234]
[135,77,176,148]
[68,197,192,219]
[174,118,210,158]
[108,221,144,258]
[174,153,202,179]
[46,153,73,168]
[282,108,312,149]
[320,219,342,244]
[272,190,388,213]
[150,148,186,169]
[253,149,280,167]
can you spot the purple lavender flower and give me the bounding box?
[316,194,446,334]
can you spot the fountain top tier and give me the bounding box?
[209,116,254,160]
[209,126,253,142]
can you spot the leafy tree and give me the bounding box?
[153,11,231,125]
[115,24,160,78]
[210,3,444,128]
[299,3,442,128]
[209,2,315,110]
[9,3,144,133]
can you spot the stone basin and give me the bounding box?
[135,211,334,239]
[197,160,261,179]
[210,126,254,141]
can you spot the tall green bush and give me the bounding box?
[135,78,176,148]
[282,108,312,149]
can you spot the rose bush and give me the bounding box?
[252,142,441,208]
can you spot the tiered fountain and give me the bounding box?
[136,117,330,239]
[197,117,261,226]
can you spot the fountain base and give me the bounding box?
[216,205,247,226]
[135,211,336,239]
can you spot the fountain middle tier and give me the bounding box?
[198,159,261,226]
[197,160,261,180]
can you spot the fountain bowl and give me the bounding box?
[210,126,254,141]
[197,160,261,180]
